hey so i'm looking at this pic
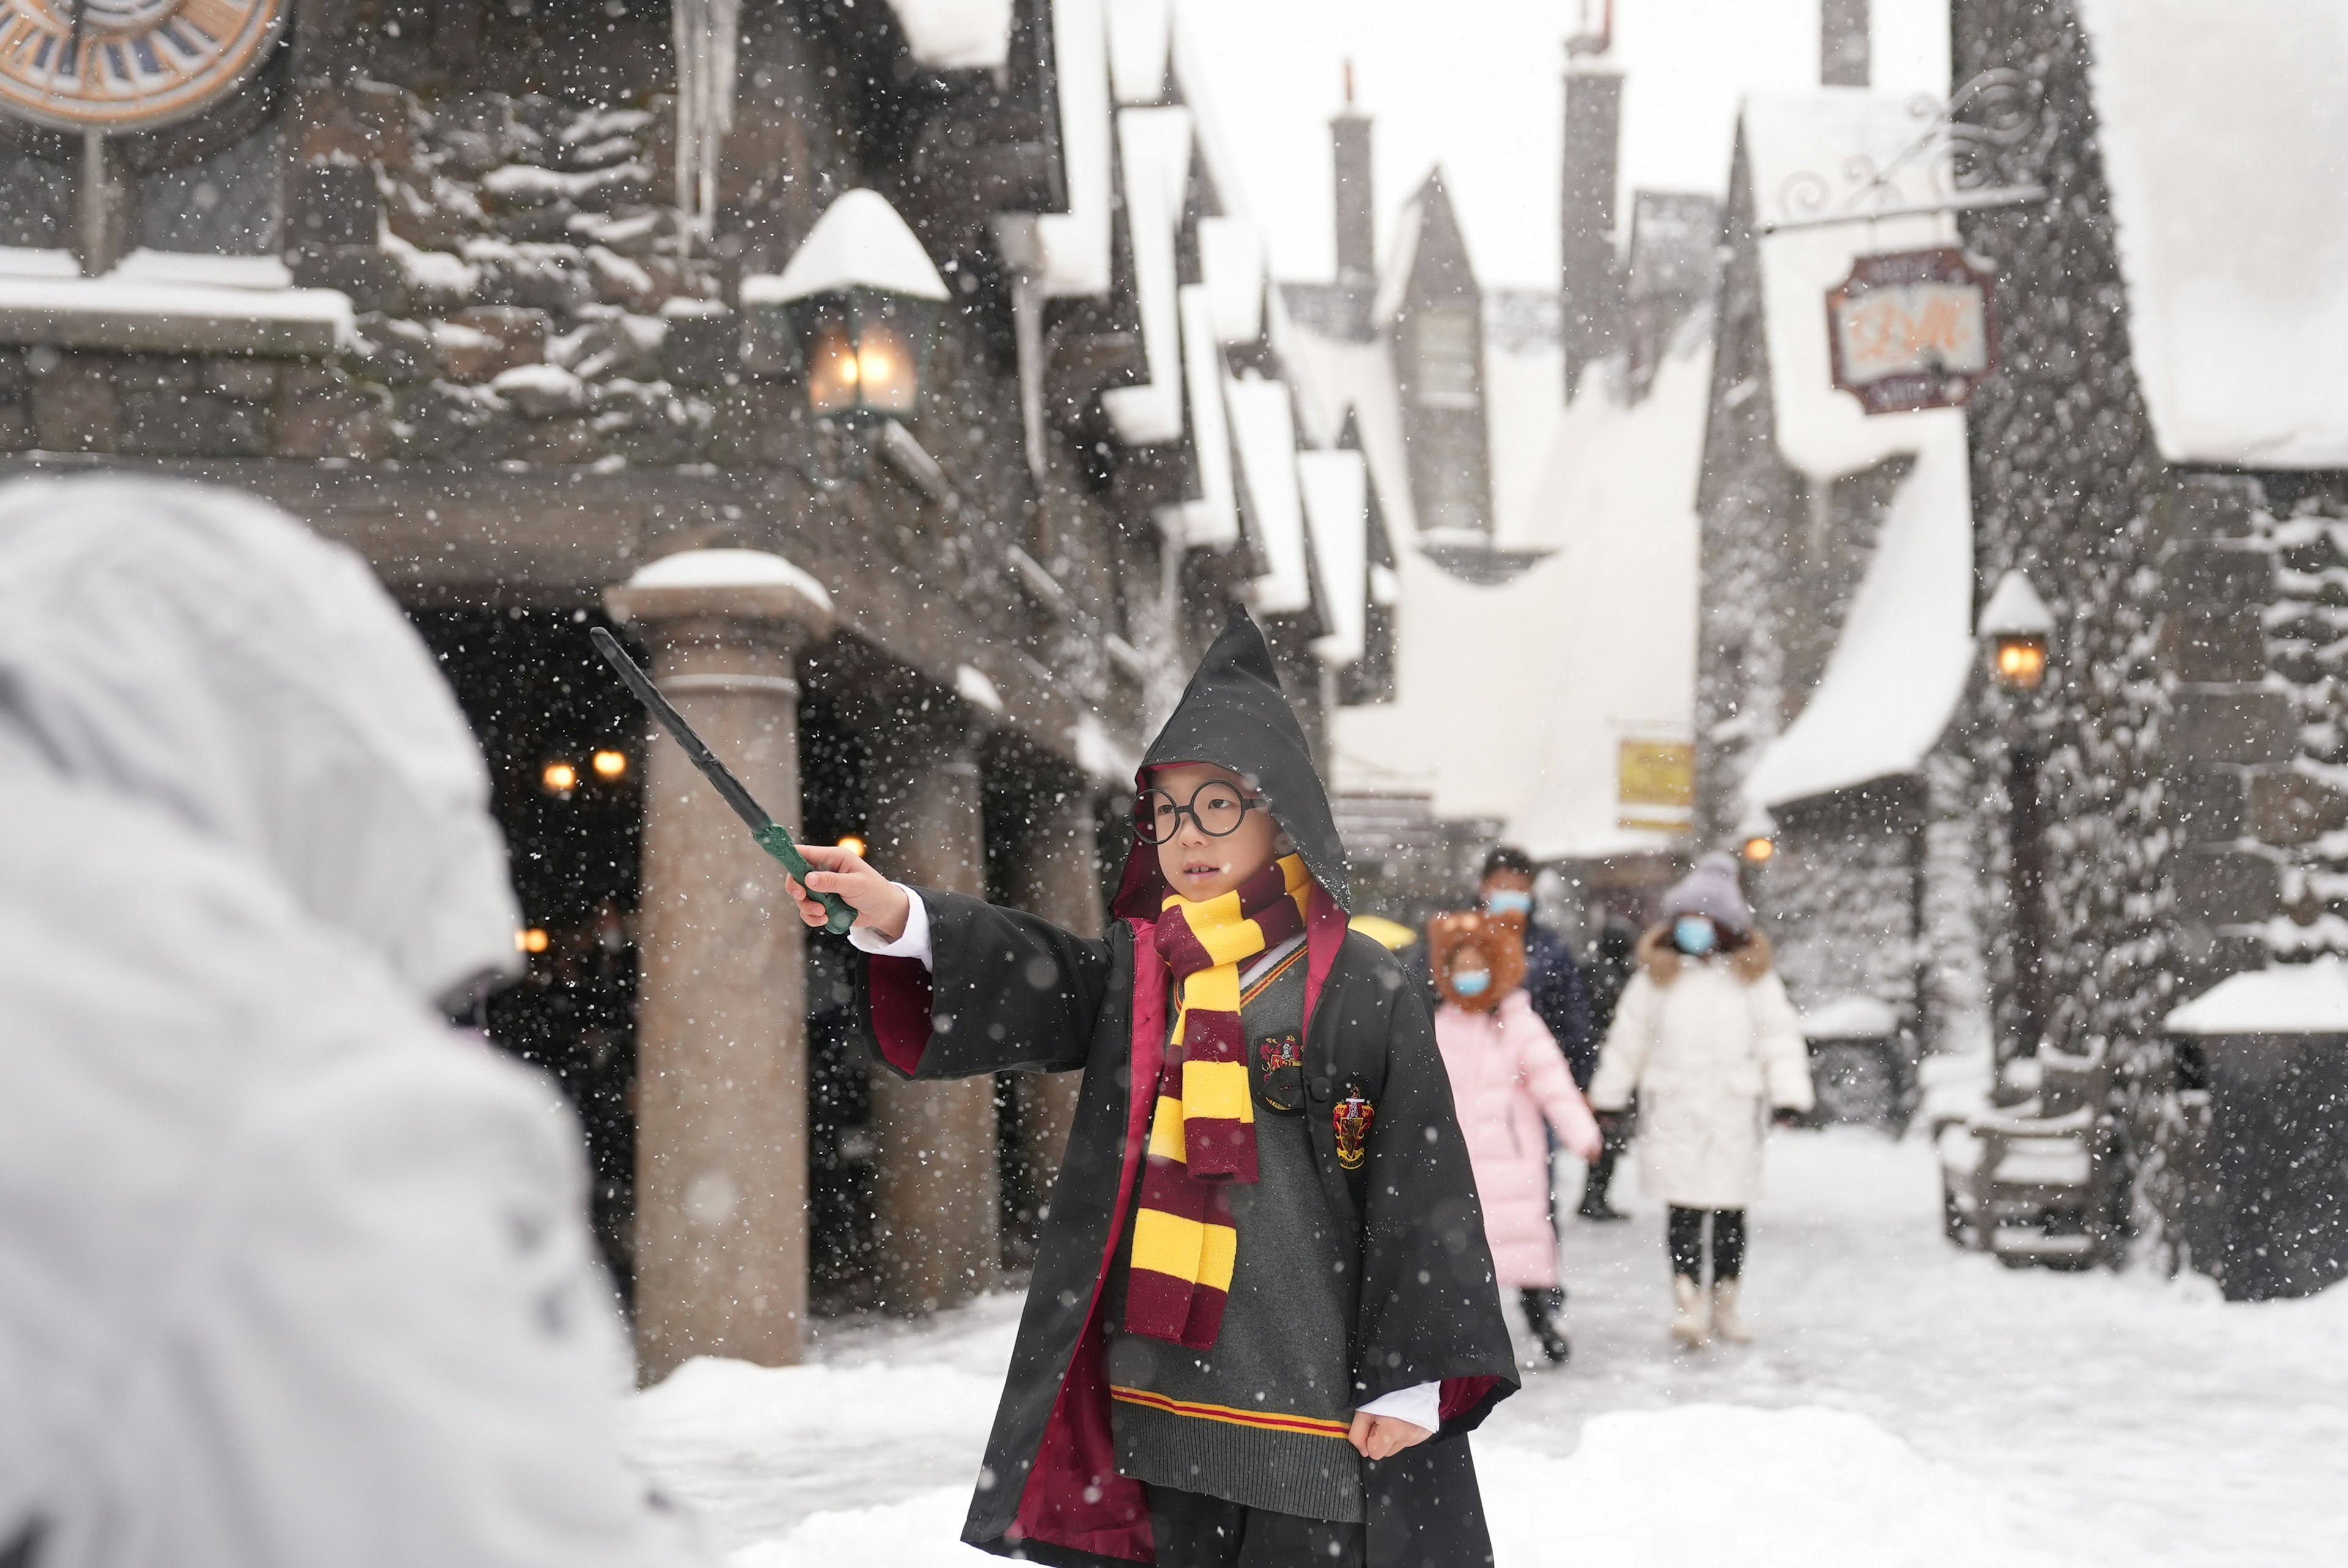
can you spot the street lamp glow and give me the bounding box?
[591,749,629,781]
[542,760,578,793]
[837,834,868,859]
[516,927,550,954]
[1978,569,2056,693]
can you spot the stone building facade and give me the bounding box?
[0,0,1385,1364]
[1950,0,2348,1286]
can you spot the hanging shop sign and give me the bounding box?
[1826,246,2000,414]
[1617,738,1694,834]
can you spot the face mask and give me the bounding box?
[1484,890,1533,916]
[1452,966,1492,996]
[1673,916,1717,956]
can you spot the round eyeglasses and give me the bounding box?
[1136,780,1260,844]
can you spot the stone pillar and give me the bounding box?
[2162,479,2291,999]
[862,699,1000,1312]
[605,551,833,1381]
[1006,778,1102,1190]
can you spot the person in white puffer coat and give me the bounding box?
[1587,853,1814,1349]
[0,479,712,1568]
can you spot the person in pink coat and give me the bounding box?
[1427,911,1604,1364]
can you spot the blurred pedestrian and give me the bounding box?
[1427,911,1603,1364]
[1576,918,1641,1222]
[1587,854,1814,1349]
[0,479,709,1568]
[1475,847,1596,1082]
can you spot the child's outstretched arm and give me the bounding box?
[790,844,1114,1081]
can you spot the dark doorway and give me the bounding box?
[410,605,645,1301]
[800,692,880,1314]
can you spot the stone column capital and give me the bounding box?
[605,548,836,642]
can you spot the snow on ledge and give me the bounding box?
[953,663,1005,714]
[627,548,834,610]
[885,0,1014,70]
[745,190,948,305]
[2166,959,2348,1036]
[1802,995,1901,1040]
[1225,374,1312,615]
[0,269,352,357]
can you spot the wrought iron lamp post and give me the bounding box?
[1980,569,2056,1072]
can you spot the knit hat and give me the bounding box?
[1663,852,1752,937]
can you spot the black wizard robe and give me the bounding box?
[857,608,1519,1568]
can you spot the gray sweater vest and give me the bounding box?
[1106,939,1365,1522]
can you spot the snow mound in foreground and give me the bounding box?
[728,1486,981,1567]
[1481,1404,2068,1568]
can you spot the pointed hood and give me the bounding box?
[1112,607,1350,919]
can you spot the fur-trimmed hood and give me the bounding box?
[1636,921,1774,986]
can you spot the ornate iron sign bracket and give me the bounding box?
[1762,68,2053,236]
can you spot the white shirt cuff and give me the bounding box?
[1357,1380,1442,1432]
[846,883,933,966]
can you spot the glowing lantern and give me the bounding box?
[837,834,868,859]
[1978,569,2055,693]
[542,760,578,793]
[591,749,629,781]
[739,189,948,425]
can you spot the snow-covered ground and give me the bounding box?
[621,1129,2348,1566]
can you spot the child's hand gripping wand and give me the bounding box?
[590,627,857,936]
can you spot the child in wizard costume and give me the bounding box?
[784,608,1518,1567]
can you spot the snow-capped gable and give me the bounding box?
[1225,375,1313,617]
[1105,0,1169,105]
[1740,426,1974,809]
[1000,0,1113,300]
[748,190,949,304]
[885,0,1014,70]
[2078,0,2348,468]
[1099,106,1193,444]
[1299,450,1369,667]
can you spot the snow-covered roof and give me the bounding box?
[1225,375,1313,617]
[1099,106,1193,444]
[1176,284,1239,548]
[1728,90,1979,811]
[1105,0,1170,105]
[2080,0,2348,468]
[1197,216,1264,345]
[995,0,1113,299]
[1741,90,1959,480]
[1338,315,1710,858]
[1299,450,1369,667]
[885,0,1014,70]
[953,663,1006,714]
[2168,959,2348,1036]
[745,189,949,305]
[1740,424,1974,809]
[1287,328,1418,536]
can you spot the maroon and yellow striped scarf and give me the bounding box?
[1124,853,1312,1349]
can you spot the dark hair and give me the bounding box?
[1481,844,1537,880]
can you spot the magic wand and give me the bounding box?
[590,627,857,935]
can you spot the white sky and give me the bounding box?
[1177,0,1951,289]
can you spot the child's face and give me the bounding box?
[1148,762,1283,904]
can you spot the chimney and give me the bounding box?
[1560,45,1622,396]
[1332,62,1376,286]
[1822,0,1870,86]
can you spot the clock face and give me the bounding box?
[0,0,288,133]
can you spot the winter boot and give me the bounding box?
[1669,1274,1710,1349]
[1711,1278,1752,1344]
[1520,1288,1571,1364]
